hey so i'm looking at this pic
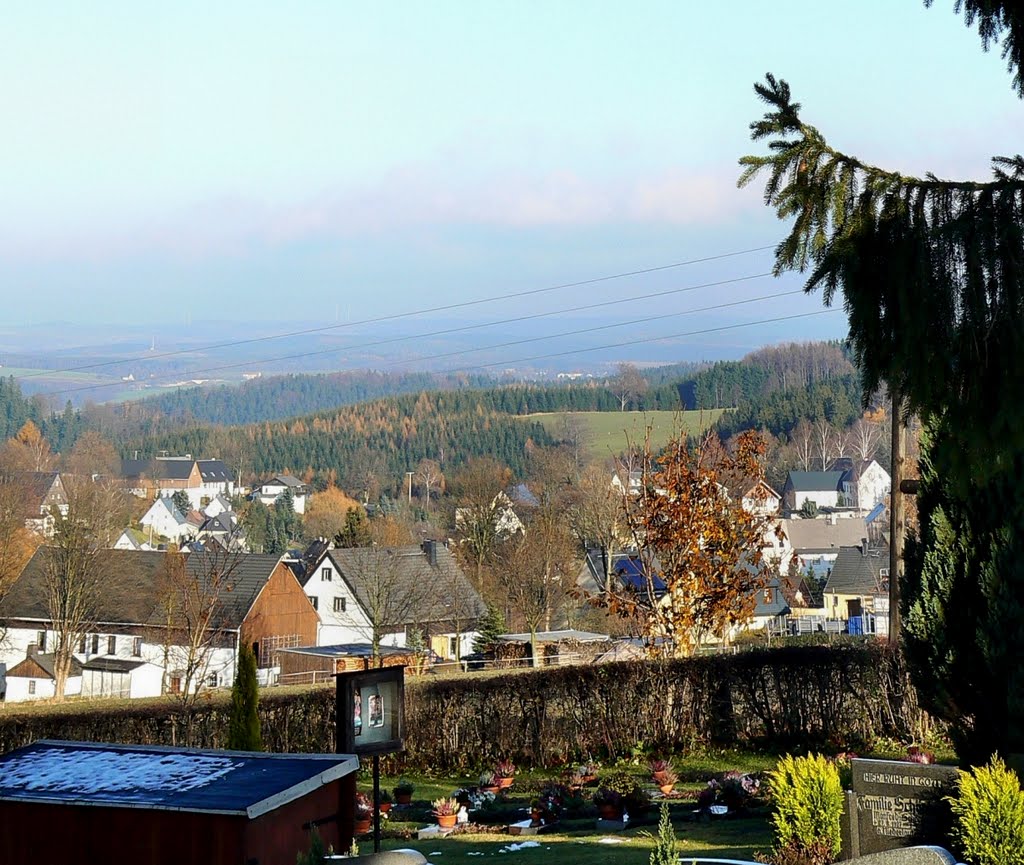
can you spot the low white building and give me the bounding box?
[140,497,192,542]
[250,474,308,514]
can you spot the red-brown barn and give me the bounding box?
[0,740,359,865]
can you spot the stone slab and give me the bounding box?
[348,852,429,865]
[846,759,959,856]
[416,824,456,840]
[848,846,957,865]
[595,818,626,831]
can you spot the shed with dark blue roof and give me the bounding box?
[0,740,359,865]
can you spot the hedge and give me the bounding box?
[0,643,921,770]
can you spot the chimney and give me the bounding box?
[26,643,38,658]
[861,538,869,556]
[422,539,439,567]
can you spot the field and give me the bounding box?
[524,410,726,459]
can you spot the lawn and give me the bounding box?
[364,751,775,864]
[524,410,726,459]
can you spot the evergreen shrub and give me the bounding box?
[948,756,1024,865]
[764,754,842,865]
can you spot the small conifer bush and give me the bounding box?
[648,801,678,865]
[948,756,1024,865]
[765,754,842,864]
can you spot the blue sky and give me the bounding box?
[3,1,1022,360]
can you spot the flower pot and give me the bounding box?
[395,792,413,805]
[481,785,500,795]
[659,784,675,795]
[652,771,668,785]
[497,776,514,789]
[437,814,457,829]
[354,818,372,835]
[379,802,392,813]
[597,803,622,820]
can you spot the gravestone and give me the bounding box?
[843,759,959,859]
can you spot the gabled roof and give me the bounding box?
[196,460,231,482]
[753,577,791,617]
[7,651,82,680]
[329,543,485,627]
[16,472,65,506]
[121,458,196,481]
[6,548,286,631]
[823,544,889,596]
[258,474,304,489]
[781,517,868,553]
[785,471,844,493]
[0,740,358,818]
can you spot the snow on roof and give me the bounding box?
[0,740,358,818]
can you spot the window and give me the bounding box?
[169,676,182,694]
[36,631,46,652]
[321,567,333,582]
[28,681,35,695]
[79,635,87,654]
[207,673,218,688]
[107,636,116,655]
[763,588,773,603]
[308,595,319,610]
[333,596,346,613]
[91,634,100,655]
[132,637,143,657]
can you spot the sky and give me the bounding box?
[3,1,1023,363]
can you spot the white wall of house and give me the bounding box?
[0,624,237,701]
[141,499,189,540]
[81,663,164,700]
[798,490,840,510]
[5,674,81,702]
[302,557,378,646]
[857,462,891,511]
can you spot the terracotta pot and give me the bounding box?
[395,792,413,805]
[437,813,457,829]
[379,802,392,813]
[497,776,514,789]
[659,784,675,795]
[354,818,372,835]
[597,803,622,820]
[652,771,668,785]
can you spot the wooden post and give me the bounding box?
[889,392,906,642]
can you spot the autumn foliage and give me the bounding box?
[601,429,778,657]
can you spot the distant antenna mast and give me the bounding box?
[149,337,155,352]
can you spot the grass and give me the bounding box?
[524,410,726,459]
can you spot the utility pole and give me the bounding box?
[406,471,414,506]
[889,392,907,642]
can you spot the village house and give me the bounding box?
[249,474,309,514]
[829,457,892,512]
[778,515,870,581]
[19,471,68,538]
[782,470,847,512]
[0,548,318,702]
[120,454,235,508]
[822,541,891,636]
[287,539,485,662]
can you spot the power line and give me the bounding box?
[450,309,845,372]
[36,283,817,399]
[16,243,776,380]
[35,270,775,398]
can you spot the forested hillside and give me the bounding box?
[128,389,558,496]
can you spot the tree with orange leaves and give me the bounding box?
[599,429,778,657]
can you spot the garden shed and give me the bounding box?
[0,739,359,865]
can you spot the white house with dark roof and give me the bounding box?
[0,548,318,701]
[289,539,486,660]
[782,470,847,511]
[250,474,308,514]
[120,455,235,509]
[830,458,892,512]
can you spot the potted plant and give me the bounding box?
[494,759,516,789]
[432,796,460,829]
[649,759,671,785]
[379,789,393,813]
[394,780,415,805]
[578,759,600,784]
[478,770,500,794]
[354,792,373,835]
[658,766,679,796]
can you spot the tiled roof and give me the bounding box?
[6,548,284,630]
[823,545,889,596]
[785,471,844,492]
[781,517,868,552]
[329,543,485,628]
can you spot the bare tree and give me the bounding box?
[566,462,626,593]
[0,477,40,646]
[45,477,131,700]
[494,505,575,667]
[414,458,444,506]
[336,546,433,662]
[814,418,836,470]
[450,457,512,588]
[849,418,882,462]
[63,431,120,479]
[610,363,648,411]
[791,420,814,471]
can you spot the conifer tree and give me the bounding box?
[227,643,262,751]
[739,4,1024,764]
[472,603,507,655]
